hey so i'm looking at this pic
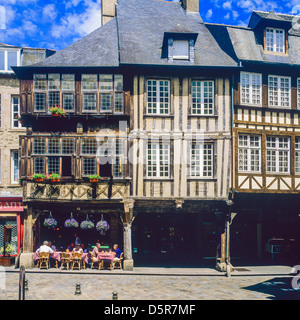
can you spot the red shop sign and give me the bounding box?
[0,201,23,212]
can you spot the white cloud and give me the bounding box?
[223,1,232,10]
[51,0,101,40]
[43,4,57,20]
[206,9,213,20]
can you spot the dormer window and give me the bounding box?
[173,40,189,60]
[266,28,285,53]
[164,33,197,63]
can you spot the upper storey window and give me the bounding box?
[0,49,20,72]
[240,72,262,106]
[173,40,189,60]
[266,28,285,53]
[268,75,291,108]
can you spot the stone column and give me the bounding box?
[20,205,36,268]
[121,199,135,271]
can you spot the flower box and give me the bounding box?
[51,179,61,182]
[89,179,99,183]
[34,178,44,182]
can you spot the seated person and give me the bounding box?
[67,243,75,252]
[48,241,56,252]
[36,241,54,254]
[91,243,101,257]
[72,244,83,253]
[112,244,121,260]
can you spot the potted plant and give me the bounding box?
[31,173,46,182]
[80,214,95,230]
[15,114,23,126]
[64,212,79,228]
[43,212,57,229]
[48,173,61,182]
[96,214,110,235]
[49,105,66,117]
[88,174,103,183]
[0,243,15,256]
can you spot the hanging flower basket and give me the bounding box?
[80,215,95,230]
[64,213,79,228]
[96,214,110,235]
[43,212,57,229]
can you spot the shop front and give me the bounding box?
[0,197,23,266]
[132,201,228,267]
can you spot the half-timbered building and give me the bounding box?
[209,11,300,264]
[14,0,238,269]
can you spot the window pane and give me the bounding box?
[62,138,75,154]
[34,157,45,174]
[114,75,123,91]
[173,40,189,59]
[34,93,46,111]
[114,92,123,113]
[33,74,47,91]
[12,151,19,182]
[100,93,112,112]
[48,138,60,154]
[82,93,97,111]
[0,51,4,70]
[33,138,46,154]
[12,96,20,128]
[191,81,214,115]
[81,138,97,155]
[62,74,75,91]
[7,51,18,70]
[63,93,74,111]
[99,74,113,91]
[48,91,60,108]
[48,157,60,174]
[82,158,96,175]
[81,74,97,91]
[48,73,60,90]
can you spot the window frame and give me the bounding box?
[238,134,261,173]
[11,95,22,129]
[147,143,170,178]
[191,80,215,115]
[189,142,214,178]
[240,72,262,106]
[268,75,291,108]
[297,78,300,109]
[11,150,19,184]
[146,79,170,115]
[0,48,21,73]
[266,136,290,174]
[266,27,285,54]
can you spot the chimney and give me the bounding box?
[181,0,199,13]
[101,0,116,26]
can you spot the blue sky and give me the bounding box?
[0,0,299,51]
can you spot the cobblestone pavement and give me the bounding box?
[0,271,299,300]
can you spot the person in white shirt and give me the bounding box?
[36,241,54,254]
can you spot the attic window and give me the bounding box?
[173,40,189,60]
[266,28,285,53]
[167,37,195,62]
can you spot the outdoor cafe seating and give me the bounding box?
[33,247,123,271]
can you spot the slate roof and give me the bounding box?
[207,9,300,66]
[30,0,237,68]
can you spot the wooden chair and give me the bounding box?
[71,252,83,270]
[60,252,71,270]
[111,252,123,270]
[38,252,50,269]
[89,252,102,270]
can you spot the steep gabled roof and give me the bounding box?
[30,0,237,68]
[33,18,119,67]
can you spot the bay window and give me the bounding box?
[238,135,261,172]
[268,75,291,107]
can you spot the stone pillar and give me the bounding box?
[121,199,135,271]
[20,205,35,268]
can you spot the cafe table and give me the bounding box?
[33,251,89,265]
[97,253,115,270]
